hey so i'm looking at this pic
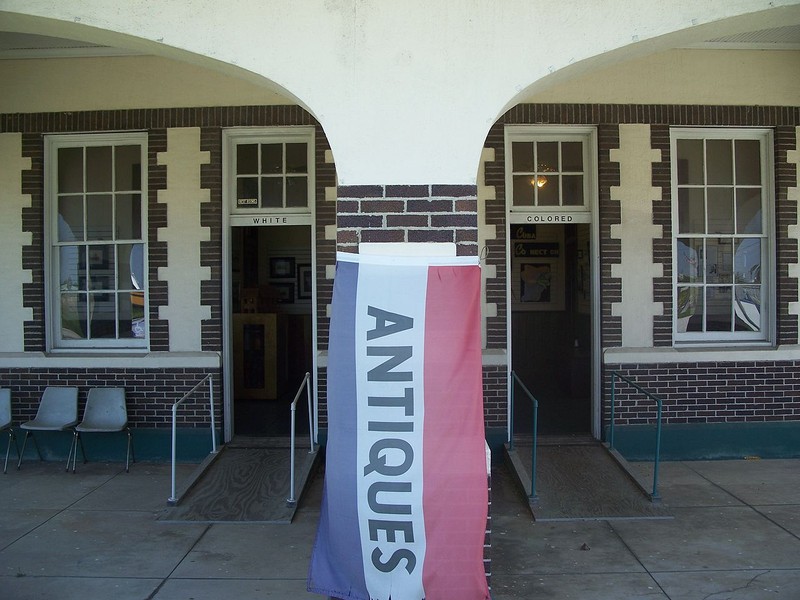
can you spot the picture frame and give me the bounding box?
[273,282,295,304]
[269,256,295,278]
[297,264,312,299]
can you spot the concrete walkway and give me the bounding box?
[0,457,798,599]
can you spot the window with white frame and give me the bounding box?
[46,133,148,350]
[671,128,773,343]
[230,130,314,213]
[507,131,590,210]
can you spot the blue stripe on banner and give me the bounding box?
[308,259,368,598]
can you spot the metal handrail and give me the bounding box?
[609,371,663,501]
[509,371,539,500]
[287,372,316,506]
[168,374,218,504]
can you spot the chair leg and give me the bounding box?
[4,429,19,474]
[67,431,77,472]
[125,427,135,472]
[17,431,42,469]
[69,431,87,473]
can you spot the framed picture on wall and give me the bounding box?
[297,264,312,299]
[274,282,295,304]
[511,226,565,311]
[270,256,295,278]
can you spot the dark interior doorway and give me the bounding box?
[230,225,313,436]
[511,223,591,435]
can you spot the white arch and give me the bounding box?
[1,1,798,184]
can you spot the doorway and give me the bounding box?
[229,224,313,436]
[511,223,592,435]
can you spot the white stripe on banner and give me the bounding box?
[355,258,427,600]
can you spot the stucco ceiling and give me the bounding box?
[0,24,799,59]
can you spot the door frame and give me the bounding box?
[504,125,601,439]
[221,127,318,442]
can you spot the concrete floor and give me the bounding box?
[0,457,798,599]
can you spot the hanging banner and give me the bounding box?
[308,252,489,600]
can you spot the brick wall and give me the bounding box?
[605,362,800,426]
[0,368,221,428]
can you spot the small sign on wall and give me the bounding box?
[511,225,565,311]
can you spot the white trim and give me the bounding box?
[503,125,601,439]
[0,351,220,369]
[44,131,149,351]
[221,127,318,442]
[670,127,775,345]
[603,345,800,365]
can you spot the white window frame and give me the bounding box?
[226,127,315,219]
[44,132,149,352]
[670,127,775,346]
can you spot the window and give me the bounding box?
[232,133,313,212]
[507,132,589,209]
[671,128,773,344]
[46,133,147,350]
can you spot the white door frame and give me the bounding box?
[504,125,601,439]
[221,127,318,442]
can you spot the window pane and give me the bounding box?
[736,188,762,234]
[707,188,734,234]
[562,175,583,206]
[115,145,142,191]
[261,177,283,208]
[706,238,733,284]
[261,144,282,174]
[286,143,307,174]
[58,147,84,193]
[237,177,259,206]
[735,140,761,185]
[537,175,559,206]
[734,238,761,284]
[89,293,117,339]
[677,188,705,233]
[677,286,703,332]
[59,245,85,290]
[86,146,112,192]
[512,142,534,172]
[115,194,142,239]
[61,293,87,339]
[87,244,113,287]
[512,175,535,206]
[706,287,732,331]
[734,285,761,332]
[677,238,703,283]
[286,176,308,207]
[116,244,136,290]
[537,142,558,172]
[86,195,113,240]
[706,139,733,185]
[237,144,258,174]
[677,139,703,184]
[118,292,145,339]
[58,196,84,241]
[561,142,583,172]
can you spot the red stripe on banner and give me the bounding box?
[422,265,490,600]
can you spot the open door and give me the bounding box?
[510,223,592,435]
[229,224,313,436]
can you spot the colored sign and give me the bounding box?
[308,252,490,600]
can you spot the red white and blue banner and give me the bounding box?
[308,252,490,600]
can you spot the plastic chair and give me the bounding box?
[69,388,134,473]
[17,386,79,469]
[0,389,20,474]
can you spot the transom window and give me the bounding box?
[233,138,312,211]
[672,128,772,343]
[46,133,148,350]
[508,136,588,209]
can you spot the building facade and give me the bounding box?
[0,1,799,460]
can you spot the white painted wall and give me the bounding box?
[1,0,797,185]
[0,133,33,351]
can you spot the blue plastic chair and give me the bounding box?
[17,387,79,469]
[69,388,134,473]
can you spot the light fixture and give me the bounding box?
[530,175,548,188]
